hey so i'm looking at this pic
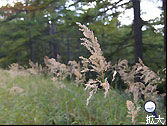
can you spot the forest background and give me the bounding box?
[0,0,166,92]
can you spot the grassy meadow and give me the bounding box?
[0,69,166,125]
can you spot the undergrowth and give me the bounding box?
[0,70,165,125]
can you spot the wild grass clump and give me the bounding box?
[126,100,141,125]
[68,60,85,85]
[114,58,166,124]
[75,22,166,123]
[44,56,70,81]
[7,60,46,77]
[27,60,44,75]
[7,63,29,78]
[114,58,166,103]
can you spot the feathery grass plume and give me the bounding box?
[76,22,112,105]
[115,58,165,104]
[115,58,166,124]
[44,56,70,80]
[68,60,85,85]
[8,63,28,78]
[76,22,111,79]
[136,58,161,85]
[114,59,141,103]
[126,100,140,125]
[101,78,110,98]
[9,63,25,72]
[84,79,99,106]
[112,70,117,82]
[27,60,43,75]
[134,58,165,102]
[56,54,62,62]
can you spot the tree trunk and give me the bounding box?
[67,35,71,61]
[48,24,55,58]
[132,0,144,101]
[51,24,59,59]
[29,30,34,62]
[54,39,59,60]
[132,0,143,63]
[25,1,35,63]
[163,0,166,52]
[48,23,59,59]
[49,41,55,58]
[16,52,20,64]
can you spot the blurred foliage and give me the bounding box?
[0,0,166,91]
[0,69,166,125]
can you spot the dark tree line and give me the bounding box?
[0,0,165,72]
